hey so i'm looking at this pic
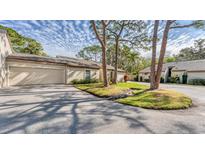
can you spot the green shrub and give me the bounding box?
[144,79,150,82]
[134,75,138,81]
[169,76,180,83]
[71,79,99,84]
[160,77,164,83]
[188,79,205,85]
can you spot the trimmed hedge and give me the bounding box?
[71,79,99,84]
[188,79,205,85]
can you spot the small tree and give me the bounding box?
[108,20,149,84]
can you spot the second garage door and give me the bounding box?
[9,66,65,86]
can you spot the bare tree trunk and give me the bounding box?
[113,37,119,84]
[102,46,109,87]
[102,21,109,87]
[91,20,109,87]
[155,20,172,89]
[150,20,159,90]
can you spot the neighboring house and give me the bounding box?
[0,30,13,88]
[139,60,205,84]
[0,30,125,88]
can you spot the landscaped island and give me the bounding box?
[74,82,192,110]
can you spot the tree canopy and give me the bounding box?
[175,39,205,61]
[76,44,150,75]
[76,45,101,62]
[0,25,47,56]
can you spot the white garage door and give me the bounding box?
[9,66,65,86]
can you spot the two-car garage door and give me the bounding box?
[9,64,65,86]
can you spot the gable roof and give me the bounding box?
[139,59,205,73]
[139,62,176,73]
[56,55,100,68]
[6,53,125,72]
[171,59,205,71]
[6,53,100,69]
[56,55,125,72]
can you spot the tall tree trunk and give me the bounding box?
[102,21,109,87]
[150,20,159,90]
[113,37,119,84]
[154,20,172,89]
[102,46,109,87]
[91,20,109,87]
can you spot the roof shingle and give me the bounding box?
[7,53,125,72]
[139,59,205,73]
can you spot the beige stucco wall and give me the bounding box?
[127,74,135,81]
[139,72,165,82]
[7,60,66,86]
[99,69,113,82]
[5,59,126,86]
[187,71,205,81]
[99,68,125,82]
[7,60,101,85]
[171,71,184,83]
[117,72,125,82]
[138,72,150,81]
[172,71,205,83]
[107,70,113,82]
[66,66,100,83]
[0,30,12,87]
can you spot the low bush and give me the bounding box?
[134,75,138,81]
[188,79,205,85]
[144,79,150,82]
[71,79,99,84]
[169,76,180,83]
[160,77,164,83]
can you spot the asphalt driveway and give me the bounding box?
[0,84,205,134]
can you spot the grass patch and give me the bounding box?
[74,82,148,97]
[117,89,192,110]
[75,82,192,110]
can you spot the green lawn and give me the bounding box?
[75,82,148,97]
[117,89,192,110]
[74,82,192,110]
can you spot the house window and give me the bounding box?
[85,70,91,80]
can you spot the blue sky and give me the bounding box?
[0,20,205,58]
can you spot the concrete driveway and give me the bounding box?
[0,84,205,134]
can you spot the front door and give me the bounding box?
[85,70,91,80]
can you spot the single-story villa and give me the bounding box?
[0,30,125,88]
[139,60,205,84]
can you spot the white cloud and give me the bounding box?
[1,20,205,58]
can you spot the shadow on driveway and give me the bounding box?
[0,85,154,134]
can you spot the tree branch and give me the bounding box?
[102,20,110,27]
[107,21,125,37]
[170,23,196,29]
[91,20,104,47]
[107,28,118,37]
[118,21,125,37]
